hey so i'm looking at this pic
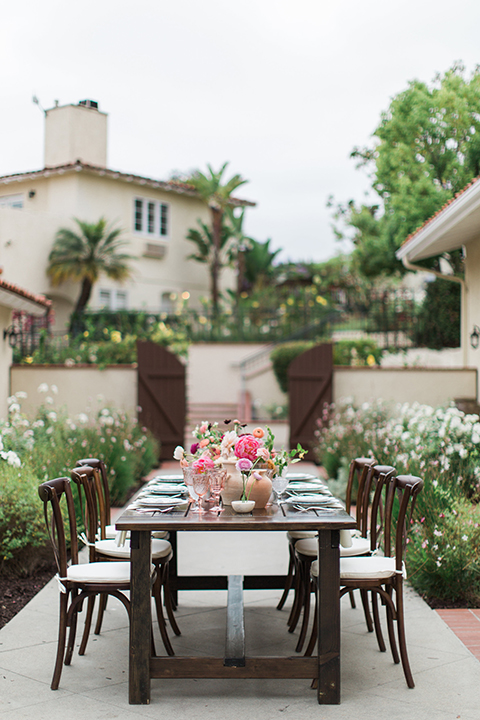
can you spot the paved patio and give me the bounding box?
[1,468,479,719]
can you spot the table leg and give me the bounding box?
[317,528,340,704]
[129,529,151,704]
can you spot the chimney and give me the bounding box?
[44,100,108,168]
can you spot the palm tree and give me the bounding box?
[225,206,253,295]
[188,163,248,315]
[186,220,236,306]
[47,217,134,333]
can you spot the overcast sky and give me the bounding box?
[2,0,480,262]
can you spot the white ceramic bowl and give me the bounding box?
[231,500,255,513]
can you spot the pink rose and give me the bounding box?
[236,457,253,472]
[256,447,270,462]
[192,456,215,473]
[234,434,260,462]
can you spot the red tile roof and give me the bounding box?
[402,175,480,247]
[0,160,256,207]
[0,277,51,314]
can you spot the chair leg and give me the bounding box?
[163,564,181,636]
[51,591,69,690]
[304,579,318,657]
[288,558,305,634]
[360,589,374,632]
[64,589,79,665]
[153,571,175,656]
[348,589,356,608]
[94,593,108,635]
[396,582,415,688]
[79,594,96,656]
[296,568,313,653]
[372,591,387,653]
[385,586,400,664]
[277,543,295,610]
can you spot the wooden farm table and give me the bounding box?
[115,503,356,705]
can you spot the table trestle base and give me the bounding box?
[150,656,320,679]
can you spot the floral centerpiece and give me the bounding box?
[173,420,306,507]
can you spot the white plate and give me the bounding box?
[144,483,187,494]
[287,481,329,493]
[149,474,184,483]
[286,493,342,506]
[285,472,317,481]
[136,496,188,508]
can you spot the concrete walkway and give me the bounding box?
[1,473,479,719]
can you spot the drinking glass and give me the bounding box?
[272,472,290,504]
[207,468,227,512]
[192,472,210,514]
[183,467,200,512]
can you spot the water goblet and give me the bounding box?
[182,466,200,512]
[192,472,210,514]
[272,472,290,505]
[207,468,227,513]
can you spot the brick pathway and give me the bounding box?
[436,609,480,661]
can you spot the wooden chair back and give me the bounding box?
[360,464,396,549]
[345,456,376,530]
[75,458,110,539]
[38,477,80,576]
[70,466,102,562]
[384,474,424,569]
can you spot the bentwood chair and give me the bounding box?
[38,476,156,690]
[291,463,395,653]
[307,473,424,688]
[71,466,180,656]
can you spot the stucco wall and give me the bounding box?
[9,347,477,424]
[465,237,480,399]
[0,306,13,418]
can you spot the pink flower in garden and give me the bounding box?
[235,434,260,462]
[236,458,253,473]
[192,455,215,473]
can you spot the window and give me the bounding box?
[133,197,170,237]
[0,193,24,209]
[99,289,128,310]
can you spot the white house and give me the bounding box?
[0,277,51,415]
[397,178,480,402]
[0,100,255,329]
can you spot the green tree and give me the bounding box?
[187,163,248,314]
[333,63,480,278]
[186,220,237,306]
[243,238,281,291]
[47,217,134,333]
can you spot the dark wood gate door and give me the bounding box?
[137,341,186,461]
[288,344,333,456]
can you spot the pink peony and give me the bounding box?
[192,456,215,473]
[234,434,260,462]
[236,457,253,472]
[256,447,270,463]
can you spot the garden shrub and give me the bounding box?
[0,390,159,575]
[314,399,480,604]
[414,278,460,349]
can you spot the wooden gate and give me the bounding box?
[288,344,333,457]
[137,341,186,461]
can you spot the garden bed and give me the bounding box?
[0,564,56,629]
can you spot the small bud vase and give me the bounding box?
[244,468,274,509]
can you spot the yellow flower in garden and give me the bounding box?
[25,356,33,364]
[111,331,122,344]
[366,354,376,366]
[83,330,89,338]
[316,295,328,306]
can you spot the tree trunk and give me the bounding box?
[211,207,222,317]
[69,277,93,335]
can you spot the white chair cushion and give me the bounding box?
[340,536,371,557]
[287,530,316,541]
[295,538,317,557]
[66,561,135,584]
[338,556,406,580]
[95,538,172,560]
[104,525,168,540]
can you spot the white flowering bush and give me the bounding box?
[0,389,158,576]
[315,399,480,604]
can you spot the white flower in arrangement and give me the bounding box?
[220,430,237,457]
[37,383,49,393]
[173,446,185,460]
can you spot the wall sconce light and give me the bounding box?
[3,326,19,348]
[470,325,480,350]
[28,190,36,199]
